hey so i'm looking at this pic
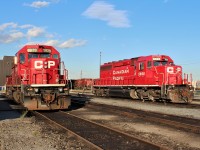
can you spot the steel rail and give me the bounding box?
[70,92,200,109]
[32,110,167,150]
[87,102,200,134]
[60,111,166,150]
[30,111,102,150]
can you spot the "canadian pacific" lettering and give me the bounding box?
[113,69,129,75]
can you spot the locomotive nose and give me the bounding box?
[166,66,182,85]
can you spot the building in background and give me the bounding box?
[0,56,14,86]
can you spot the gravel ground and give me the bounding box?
[1,95,200,150]
[0,96,92,150]
[0,117,91,150]
[69,107,200,150]
[0,96,89,150]
[91,97,200,119]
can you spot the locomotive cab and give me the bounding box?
[147,56,182,85]
[133,55,193,102]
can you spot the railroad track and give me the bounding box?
[85,102,200,134]
[70,93,200,109]
[32,111,166,150]
[151,100,200,109]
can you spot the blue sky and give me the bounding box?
[0,0,200,80]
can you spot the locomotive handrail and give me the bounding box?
[153,66,164,85]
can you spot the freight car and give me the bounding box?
[196,80,200,90]
[5,45,71,110]
[69,78,93,90]
[93,55,193,103]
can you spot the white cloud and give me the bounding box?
[9,32,25,42]
[59,39,87,48]
[82,1,131,28]
[19,24,34,29]
[24,0,60,9]
[0,31,25,43]
[24,39,87,49]
[43,40,59,46]
[27,27,45,38]
[0,22,87,49]
[24,41,38,45]
[0,22,18,31]
[0,22,47,43]
[24,1,50,8]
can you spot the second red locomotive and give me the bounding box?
[93,55,193,103]
[6,45,71,110]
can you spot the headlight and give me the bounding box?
[34,88,39,93]
[58,88,63,92]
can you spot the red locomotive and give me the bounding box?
[6,45,71,110]
[93,55,193,103]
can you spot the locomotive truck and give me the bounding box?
[93,55,193,103]
[6,45,71,110]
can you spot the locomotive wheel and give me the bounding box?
[137,91,144,102]
[130,89,138,99]
[148,94,155,102]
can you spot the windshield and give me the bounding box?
[28,53,38,59]
[40,53,50,58]
[28,53,51,59]
[153,61,168,66]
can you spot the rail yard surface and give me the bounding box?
[1,1,200,149]
[90,97,200,119]
[0,96,91,150]
[1,95,200,149]
[70,97,200,149]
[0,117,95,150]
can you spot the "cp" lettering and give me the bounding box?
[34,61,55,69]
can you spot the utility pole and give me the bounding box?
[99,51,102,77]
[80,70,82,79]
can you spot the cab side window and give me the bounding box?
[19,53,25,64]
[147,61,152,68]
[53,54,58,59]
[139,62,144,70]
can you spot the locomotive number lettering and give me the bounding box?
[34,61,55,69]
[153,57,161,60]
[138,72,145,76]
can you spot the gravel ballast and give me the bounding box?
[91,97,200,119]
[0,117,91,150]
